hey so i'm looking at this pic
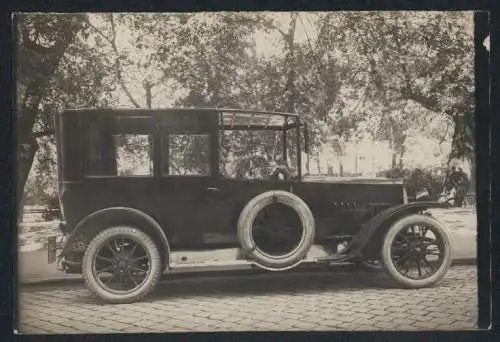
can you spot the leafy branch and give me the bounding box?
[83,14,141,108]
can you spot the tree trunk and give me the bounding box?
[391,153,397,169]
[16,14,86,218]
[145,83,154,165]
[398,151,404,169]
[145,82,153,109]
[388,121,397,169]
[469,154,476,193]
[316,152,321,174]
[283,14,297,114]
[17,135,39,223]
[18,193,27,223]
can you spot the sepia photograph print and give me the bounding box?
[15,11,480,333]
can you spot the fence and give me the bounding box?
[21,206,58,223]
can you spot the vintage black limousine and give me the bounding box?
[51,108,452,303]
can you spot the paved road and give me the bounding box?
[17,265,477,334]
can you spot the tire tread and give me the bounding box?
[82,226,162,304]
[381,214,452,288]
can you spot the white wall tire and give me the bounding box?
[237,190,315,270]
[381,214,452,288]
[82,226,162,304]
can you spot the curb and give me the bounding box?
[451,258,477,266]
[20,275,83,287]
[19,258,477,288]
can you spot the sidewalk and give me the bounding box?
[17,250,81,284]
[428,208,477,261]
[18,208,477,285]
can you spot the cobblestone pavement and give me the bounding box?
[17,265,477,334]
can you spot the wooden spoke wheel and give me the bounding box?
[82,226,161,303]
[381,214,452,288]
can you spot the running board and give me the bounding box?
[166,244,345,273]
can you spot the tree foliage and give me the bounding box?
[17,12,475,207]
[17,13,116,215]
[337,12,474,165]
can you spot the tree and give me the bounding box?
[339,12,474,171]
[18,12,474,209]
[16,14,85,216]
[83,13,189,109]
[17,13,116,217]
[167,13,280,176]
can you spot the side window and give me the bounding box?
[163,134,210,176]
[113,134,153,176]
[87,120,153,177]
[220,130,284,180]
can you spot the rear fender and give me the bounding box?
[343,201,449,258]
[60,207,171,271]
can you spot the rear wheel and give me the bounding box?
[82,226,161,304]
[381,214,452,288]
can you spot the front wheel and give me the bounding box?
[82,226,162,304]
[381,214,452,288]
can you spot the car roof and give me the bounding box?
[62,107,299,117]
[62,107,300,129]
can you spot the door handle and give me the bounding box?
[207,187,220,191]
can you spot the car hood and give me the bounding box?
[301,174,404,185]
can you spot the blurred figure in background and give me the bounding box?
[446,166,459,192]
[440,165,469,207]
[439,166,458,206]
[455,167,469,207]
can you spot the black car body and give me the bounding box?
[53,108,452,303]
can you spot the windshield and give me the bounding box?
[219,125,300,180]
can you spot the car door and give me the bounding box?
[156,111,219,249]
[82,113,158,218]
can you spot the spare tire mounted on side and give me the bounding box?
[237,190,315,270]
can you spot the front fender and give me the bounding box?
[343,201,449,258]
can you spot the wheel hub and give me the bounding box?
[91,234,155,298]
[113,254,132,271]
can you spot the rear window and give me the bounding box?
[86,117,154,177]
